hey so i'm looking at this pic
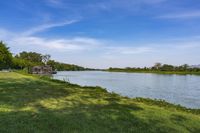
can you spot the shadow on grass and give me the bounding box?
[0,78,71,109]
[0,75,199,133]
[0,102,183,133]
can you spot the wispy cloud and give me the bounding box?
[106,46,154,55]
[45,0,167,13]
[1,24,200,54]
[0,29,15,39]
[0,25,155,55]
[11,36,101,52]
[22,20,78,36]
[1,21,200,68]
[103,0,167,10]
[157,11,200,19]
[0,27,102,53]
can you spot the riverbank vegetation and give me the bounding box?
[0,72,199,132]
[0,41,89,71]
[108,63,200,75]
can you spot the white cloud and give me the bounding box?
[0,26,155,56]
[0,29,15,40]
[22,20,78,36]
[157,11,200,19]
[1,22,200,68]
[106,46,154,55]
[0,21,101,53]
[8,36,102,52]
[1,24,200,55]
[45,0,167,13]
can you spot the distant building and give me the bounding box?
[31,66,53,74]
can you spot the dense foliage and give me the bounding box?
[15,51,43,63]
[47,60,86,71]
[0,41,12,70]
[12,52,43,70]
[0,41,88,71]
[13,52,87,71]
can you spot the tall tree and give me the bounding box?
[16,51,43,63]
[154,62,162,69]
[0,41,13,70]
[182,64,189,71]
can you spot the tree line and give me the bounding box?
[1,41,199,73]
[109,62,200,73]
[0,41,87,71]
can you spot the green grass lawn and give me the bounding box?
[0,72,200,133]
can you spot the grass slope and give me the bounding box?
[0,72,200,133]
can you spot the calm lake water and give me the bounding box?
[53,71,200,109]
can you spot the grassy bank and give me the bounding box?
[0,72,200,133]
[108,70,200,75]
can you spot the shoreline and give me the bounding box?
[41,73,200,113]
[107,70,200,75]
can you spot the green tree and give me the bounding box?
[16,51,43,63]
[182,64,189,71]
[47,60,57,70]
[0,41,12,70]
[160,64,174,71]
[154,62,162,70]
[47,60,85,71]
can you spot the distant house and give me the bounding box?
[31,66,53,74]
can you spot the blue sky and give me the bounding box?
[0,0,200,68]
